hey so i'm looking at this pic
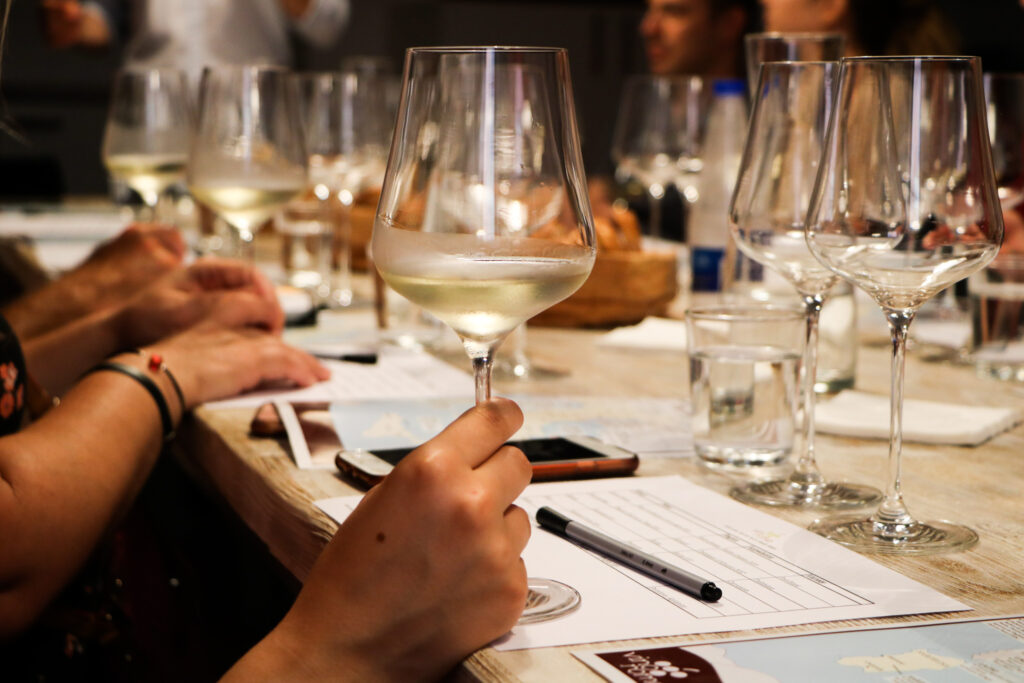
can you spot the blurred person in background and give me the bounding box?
[41,0,350,83]
[641,0,761,80]
[758,0,959,57]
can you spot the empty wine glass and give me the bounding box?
[744,32,845,95]
[187,65,307,261]
[372,46,596,622]
[728,61,881,508]
[611,75,707,236]
[102,67,192,221]
[806,56,1003,554]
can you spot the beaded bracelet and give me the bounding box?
[88,361,175,442]
[132,349,187,418]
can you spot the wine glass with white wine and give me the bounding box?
[371,46,596,623]
[187,65,307,261]
[728,60,881,508]
[102,67,191,221]
[806,56,1003,554]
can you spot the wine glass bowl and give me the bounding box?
[372,46,596,622]
[728,60,882,509]
[187,65,307,259]
[610,75,707,234]
[102,67,192,218]
[805,56,1003,554]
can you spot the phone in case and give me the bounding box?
[335,435,639,488]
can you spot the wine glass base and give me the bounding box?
[731,479,882,509]
[809,517,979,555]
[518,578,581,624]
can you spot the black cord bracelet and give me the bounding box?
[88,361,175,442]
[132,349,187,417]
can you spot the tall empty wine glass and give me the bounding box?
[372,47,596,622]
[611,75,707,236]
[729,61,881,508]
[744,33,845,95]
[187,65,307,260]
[102,67,192,220]
[806,57,1003,554]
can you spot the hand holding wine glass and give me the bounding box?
[728,60,881,508]
[371,46,596,622]
[806,56,1003,554]
[187,65,307,261]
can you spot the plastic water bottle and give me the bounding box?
[688,78,747,292]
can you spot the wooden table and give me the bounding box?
[175,320,1024,682]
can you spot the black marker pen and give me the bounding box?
[536,506,723,602]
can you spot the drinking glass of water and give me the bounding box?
[686,305,804,470]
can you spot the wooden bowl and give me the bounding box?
[531,249,678,328]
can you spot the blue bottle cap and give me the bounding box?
[712,78,746,97]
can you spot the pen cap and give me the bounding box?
[536,506,572,534]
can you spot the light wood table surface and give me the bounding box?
[175,320,1024,682]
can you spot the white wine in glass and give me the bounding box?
[187,65,306,260]
[728,61,881,508]
[806,56,1003,554]
[102,67,191,219]
[372,46,596,623]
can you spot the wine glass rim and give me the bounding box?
[842,55,980,64]
[200,63,291,76]
[758,60,839,68]
[746,31,845,40]
[685,304,805,322]
[117,65,188,77]
[406,45,567,54]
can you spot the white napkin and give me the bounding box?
[816,390,1021,446]
[596,317,687,352]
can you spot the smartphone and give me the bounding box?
[335,436,639,488]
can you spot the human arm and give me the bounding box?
[224,399,532,682]
[1,224,185,342]
[0,324,328,638]
[21,257,284,395]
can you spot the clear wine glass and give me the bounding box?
[187,65,307,261]
[102,67,192,221]
[611,75,707,236]
[805,56,1003,554]
[371,46,596,622]
[728,61,881,508]
[743,33,845,97]
[283,70,392,305]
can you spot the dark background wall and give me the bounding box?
[0,0,647,198]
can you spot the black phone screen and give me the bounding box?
[371,437,612,466]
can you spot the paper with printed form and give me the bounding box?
[316,476,968,651]
[204,346,475,410]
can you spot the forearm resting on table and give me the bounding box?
[21,307,125,397]
[0,367,170,637]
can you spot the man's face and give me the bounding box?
[641,0,719,75]
[759,0,826,32]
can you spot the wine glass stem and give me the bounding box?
[647,188,664,239]
[472,350,495,404]
[792,293,826,489]
[875,308,917,534]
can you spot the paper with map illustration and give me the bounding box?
[575,617,1024,682]
[328,395,692,458]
